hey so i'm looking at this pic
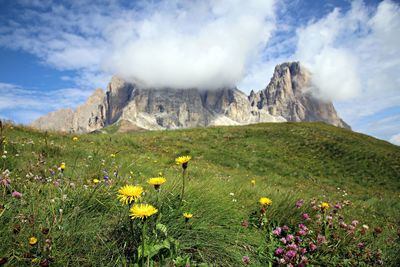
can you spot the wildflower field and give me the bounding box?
[0,121,399,266]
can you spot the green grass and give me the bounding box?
[0,122,399,266]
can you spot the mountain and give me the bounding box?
[31,62,349,132]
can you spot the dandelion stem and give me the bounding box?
[141,220,146,267]
[127,202,137,263]
[180,168,186,204]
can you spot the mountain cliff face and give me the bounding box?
[249,62,349,128]
[31,62,349,133]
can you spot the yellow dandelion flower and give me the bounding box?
[259,197,272,206]
[72,136,79,141]
[321,202,330,210]
[130,204,158,220]
[60,162,66,170]
[93,179,100,184]
[147,177,166,185]
[29,236,38,246]
[110,153,116,158]
[251,179,256,186]
[147,177,167,190]
[183,212,193,219]
[175,155,191,170]
[117,185,144,205]
[175,155,191,165]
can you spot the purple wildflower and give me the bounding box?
[335,203,342,209]
[309,242,317,252]
[0,177,10,186]
[302,213,310,221]
[286,234,294,242]
[298,230,307,236]
[339,221,348,229]
[274,247,284,256]
[295,199,304,208]
[282,225,289,231]
[242,256,250,265]
[286,250,296,258]
[272,227,282,236]
[317,234,326,244]
[12,191,22,199]
[280,237,287,244]
[287,243,298,251]
[298,224,308,231]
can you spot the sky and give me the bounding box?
[0,0,399,145]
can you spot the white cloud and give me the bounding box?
[389,133,400,146]
[295,0,400,103]
[0,0,276,90]
[106,0,276,89]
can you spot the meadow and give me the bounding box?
[0,121,399,266]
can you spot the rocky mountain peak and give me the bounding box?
[31,62,350,133]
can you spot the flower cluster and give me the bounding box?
[268,199,384,266]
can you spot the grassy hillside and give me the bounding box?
[0,122,399,266]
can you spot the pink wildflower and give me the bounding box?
[242,256,250,265]
[286,234,294,242]
[274,247,284,256]
[295,199,304,208]
[309,242,317,252]
[272,227,282,236]
[12,191,22,199]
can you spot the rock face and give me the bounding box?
[31,89,107,133]
[31,62,350,133]
[249,62,349,128]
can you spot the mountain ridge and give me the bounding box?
[31,62,350,133]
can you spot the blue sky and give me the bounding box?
[0,0,399,145]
